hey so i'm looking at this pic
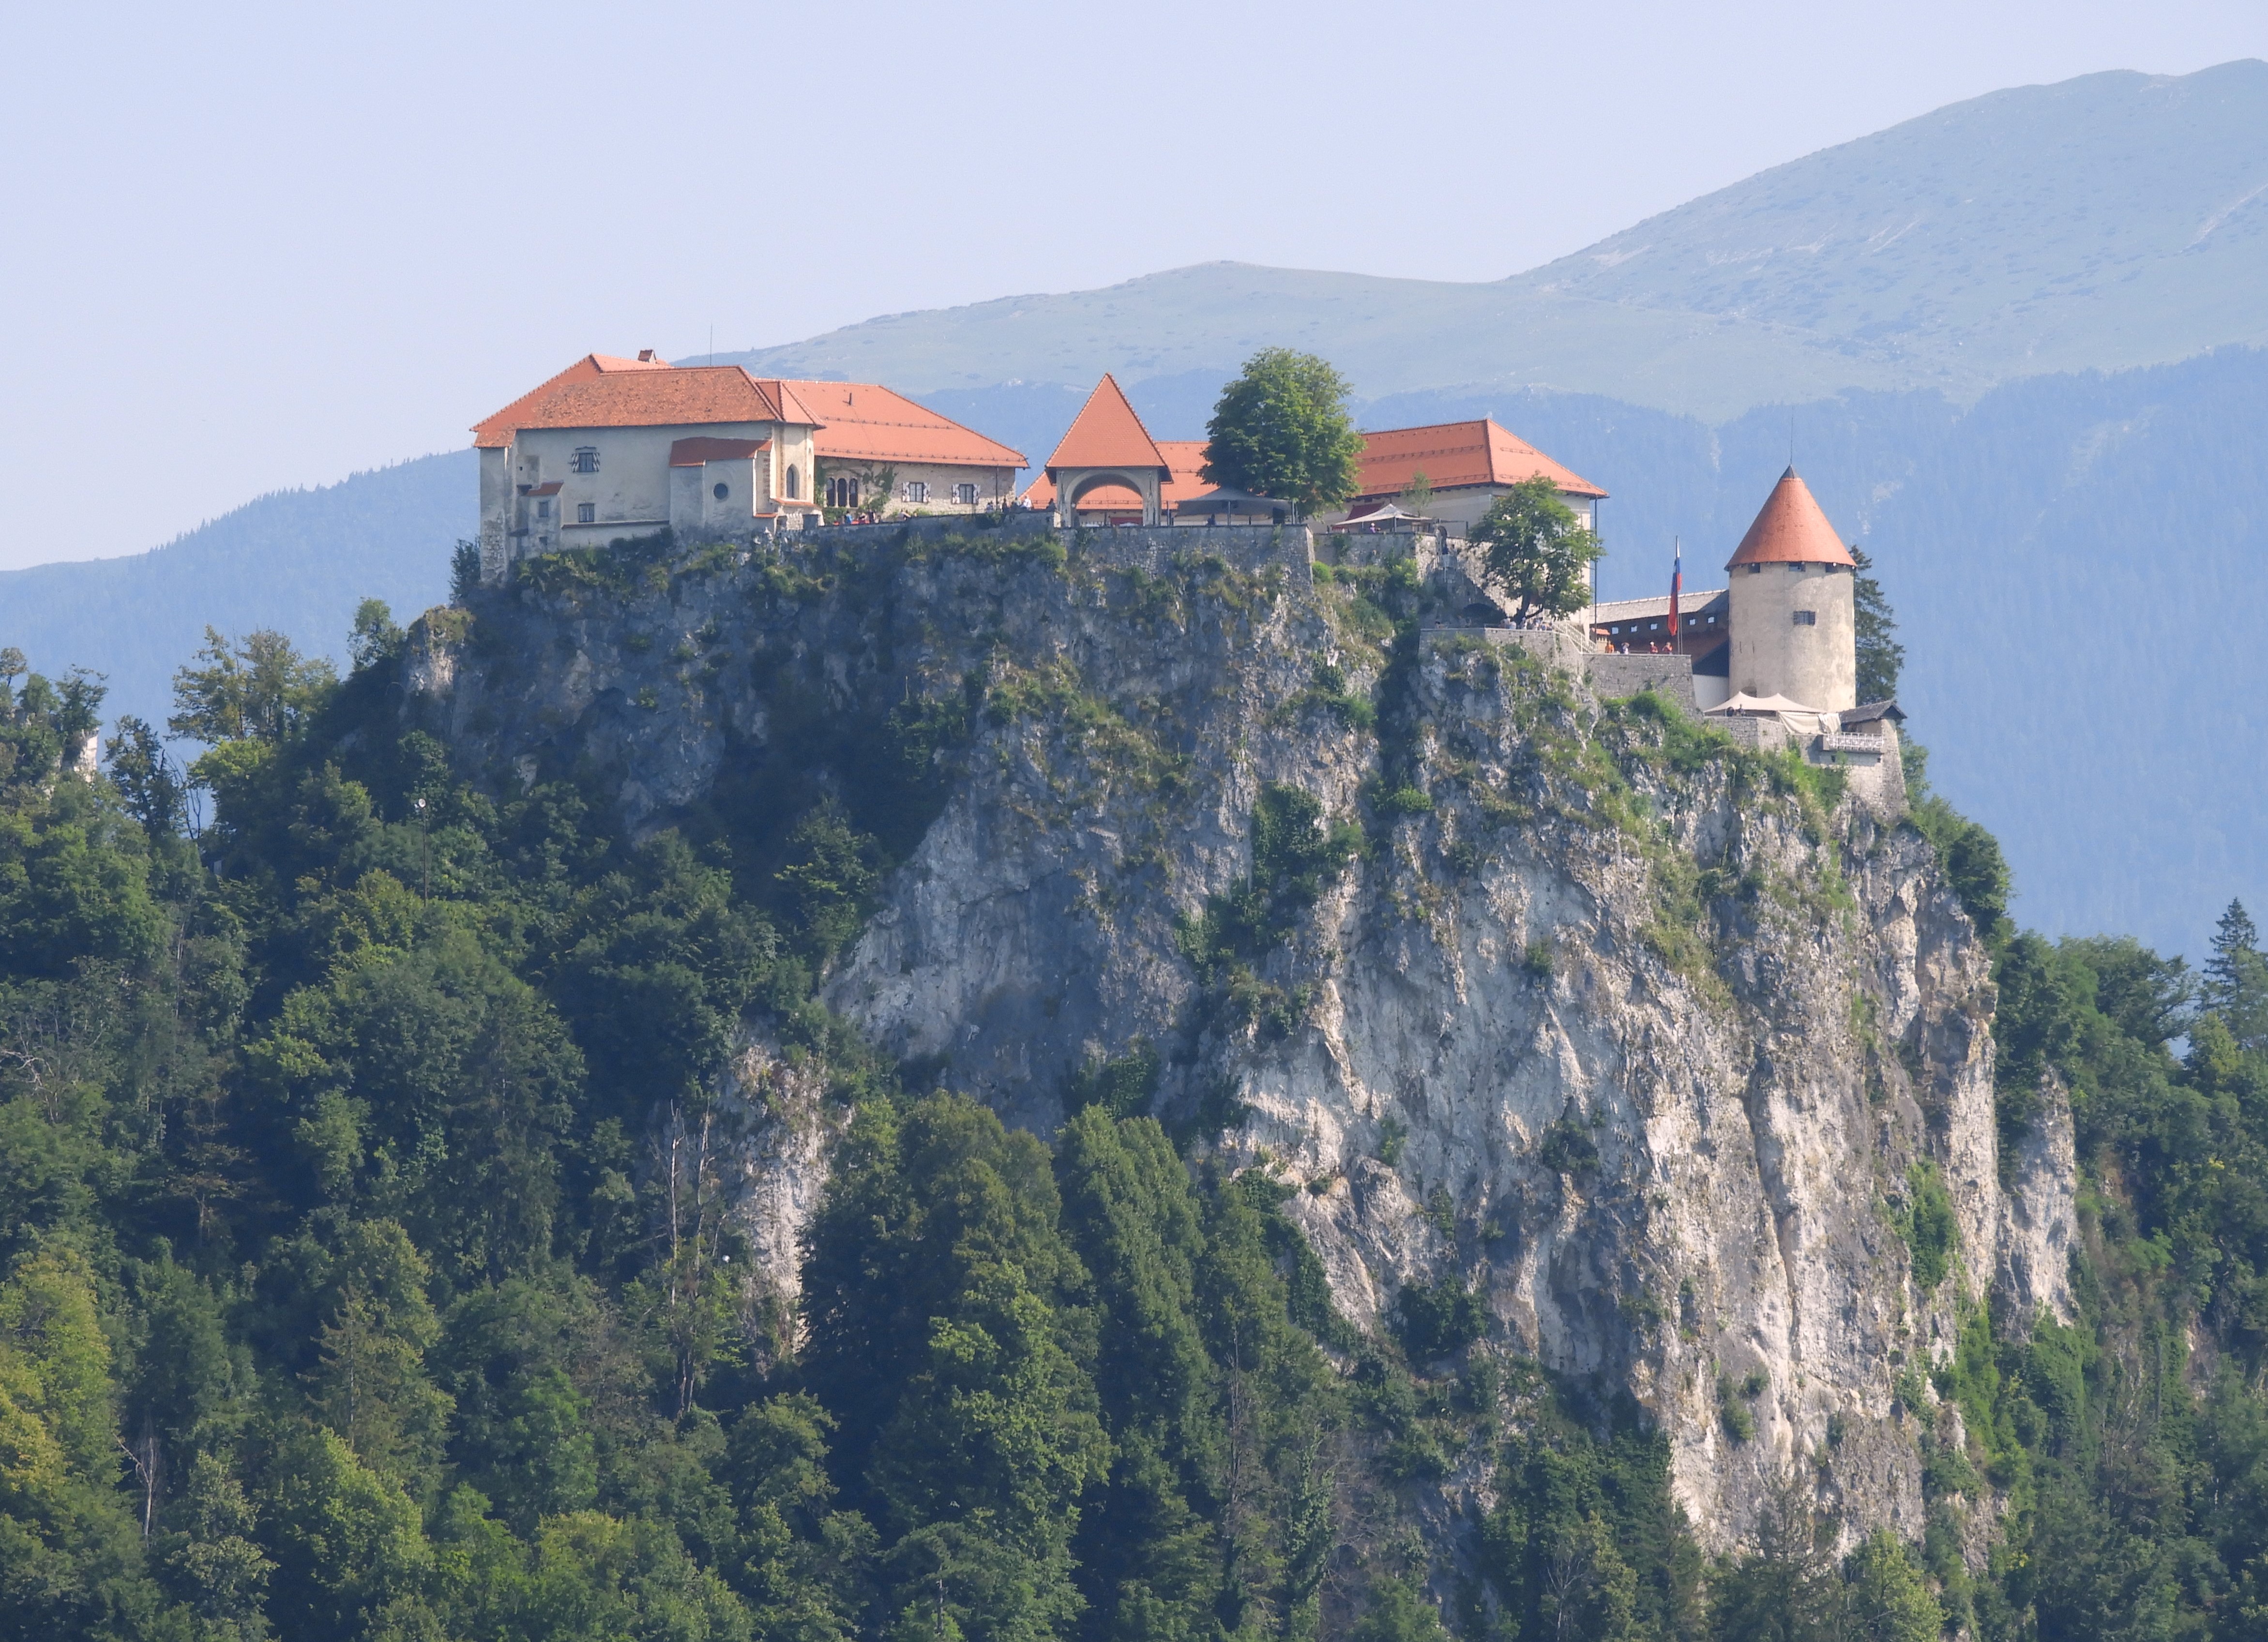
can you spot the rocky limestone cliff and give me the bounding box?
[403,520,2071,1554]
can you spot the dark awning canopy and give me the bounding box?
[1175,486,1286,521]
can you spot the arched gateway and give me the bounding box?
[1043,375,1172,527]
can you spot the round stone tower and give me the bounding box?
[1724,467,1858,711]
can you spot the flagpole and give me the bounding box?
[1668,536,1682,651]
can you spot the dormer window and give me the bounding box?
[573,447,600,474]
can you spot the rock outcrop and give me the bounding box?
[405,520,2066,1551]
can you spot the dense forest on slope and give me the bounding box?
[1,531,2266,1642]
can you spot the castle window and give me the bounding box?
[577,502,595,524]
[955,482,979,505]
[573,447,599,474]
[827,476,860,509]
[784,466,800,499]
[904,480,929,504]
[713,482,730,501]
[1747,564,1762,574]
[1792,610,1817,626]
[537,498,551,519]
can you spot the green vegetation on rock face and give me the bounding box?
[6,507,2268,1642]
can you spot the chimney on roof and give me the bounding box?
[638,349,656,362]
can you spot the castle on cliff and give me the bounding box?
[470,355,1901,803]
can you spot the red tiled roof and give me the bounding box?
[1351,419,1605,501]
[1046,374,1167,473]
[789,380,1026,469]
[1023,438,1210,510]
[1725,468,1856,569]
[494,366,810,438]
[670,437,769,466]
[472,353,675,448]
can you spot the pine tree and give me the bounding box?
[1852,545,1904,703]
[2204,898,2268,1049]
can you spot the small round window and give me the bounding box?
[712,482,729,501]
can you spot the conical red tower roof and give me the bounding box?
[1045,374,1167,473]
[1725,467,1856,570]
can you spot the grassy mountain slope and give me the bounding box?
[722,264,1905,422]
[0,451,465,732]
[1513,61,2268,385]
[725,62,2268,420]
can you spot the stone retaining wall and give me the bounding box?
[1587,651,1699,712]
[1064,524,1315,584]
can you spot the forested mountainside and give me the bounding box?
[4,521,2268,1641]
[0,452,465,738]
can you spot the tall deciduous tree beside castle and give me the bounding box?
[1470,477,1604,621]
[1201,349,1363,518]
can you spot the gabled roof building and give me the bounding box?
[469,353,1025,582]
[1336,418,1606,533]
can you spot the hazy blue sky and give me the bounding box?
[3,0,2264,568]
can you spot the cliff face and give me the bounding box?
[405,521,2070,1550]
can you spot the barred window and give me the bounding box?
[1792,610,1817,626]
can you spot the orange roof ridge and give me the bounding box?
[1724,467,1857,569]
[1045,374,1167,473]
[787,379,1026,468]
[472,352,674,446]
[1349,417,1605,500]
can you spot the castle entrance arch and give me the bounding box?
[1060,466,1164,526]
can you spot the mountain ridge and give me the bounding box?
[720,61,2268,420]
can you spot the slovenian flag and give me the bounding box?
[1668,540,1682,642]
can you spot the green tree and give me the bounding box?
[168,626,337,747]
[1201,349,1364,519]
[299,1220,455,1495]
[2205,898,2268,1051]
[347,601,405,674]
[257,1427,436,1642]
[1056,1111,1223,1642]
[1839,1531,1938,1642]
[1851,546,1904,703]
[1470,478,1604,621]
[159,1452,276,1642]
[105,716,188,837]
[803,1094,1108,1642]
